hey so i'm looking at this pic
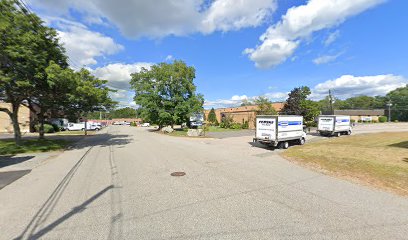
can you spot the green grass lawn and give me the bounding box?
[0,139,69,155]
[282,132,408,196]
[206,126,243,132]
[55,131,96,136]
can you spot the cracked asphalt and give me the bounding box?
[0,125,407,239]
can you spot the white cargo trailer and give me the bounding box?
[317,115,352,137]
[253,115,306,149]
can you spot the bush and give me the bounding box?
[130,121,137,126]
[34,124,55,133]
[394,120,399,123]
[358,120,362,123]
[378,116,387,123]
[220,115,233,128]
[305,121,317,127]
[230,123,242,129]
[350,119,356,123]
[242,121,249,129]
[372,120,378,123]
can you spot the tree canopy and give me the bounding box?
[130,60,204,128]
[254,96,277,115]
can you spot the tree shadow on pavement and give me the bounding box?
[0,155,34,168]
[388,141,408,149]
[17,185,114,240]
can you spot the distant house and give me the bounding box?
[204,103,284,129]
[323,109,385,122]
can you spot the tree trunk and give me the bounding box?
[84,119,88,136]
[10,103,22,145]
[38,114,45,139]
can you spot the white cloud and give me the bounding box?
[93,62,152,90]
[204,92,287,109]
[245,0,384,68]
[313,52,342,65]
[165,55,174,61]
[201,0,276,33]
[31,0,277,38]
[53,19,123,67]
[324,30,340,46]
[313,74,408,99]
[93,62,152,107]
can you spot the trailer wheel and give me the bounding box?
[298,138,305,145]
[335,132,341,137]
[280,141,289,149]
[346,130,351,135]
[81,128,85,131]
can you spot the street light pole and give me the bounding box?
[386,102,392,122]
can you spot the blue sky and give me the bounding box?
[27,0,408,109]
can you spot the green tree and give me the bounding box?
[110,107,138,118]
[300,100,320,122]
[0,0,67,143]
[387,84,408,121]
[207,108,217,124]
[240,99,253,106]
[130,60,204,129]
[68,69,116,135]
[281,86,311,115]
[254,96,277,115]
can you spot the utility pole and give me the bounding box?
[386,102,392,122]
[328,90,334,114]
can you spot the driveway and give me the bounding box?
[0,125,407,239]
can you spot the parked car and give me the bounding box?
[141,123,150,127]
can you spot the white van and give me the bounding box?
[317,115,352,137]
[67,122,101,131]
[253,115,306,149]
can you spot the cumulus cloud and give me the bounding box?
[313,52,342,65]
[92,62,152,90]
[313,74,408,99]
[204,92,287,109]
[201,0,276,33]
[31,0,276,38]
[93,62,152,107]
[52,19,123,67]
[245,0,384,68]
[204,74,407,109]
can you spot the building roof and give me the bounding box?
[331,109,385,116]
[205,102,284,113]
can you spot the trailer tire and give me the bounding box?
[335,132,341,137]
[346,130,351,135]
[81,128,85,131]
[280,141,289,149]
[298,138,305,145]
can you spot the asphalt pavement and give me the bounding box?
[0,125,407,239]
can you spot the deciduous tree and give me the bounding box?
[130,60,204,129]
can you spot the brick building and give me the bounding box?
[0,102,31,133]
[204,103,284,129]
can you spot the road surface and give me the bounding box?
[0,126,407,239]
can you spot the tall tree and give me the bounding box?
[0,0,67,143]
[254,96,277,115]
[67,69,116,135]
[281,86,311,115]
[386,84,408,121]
[130,60,204,129]
[207,108,217,124]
